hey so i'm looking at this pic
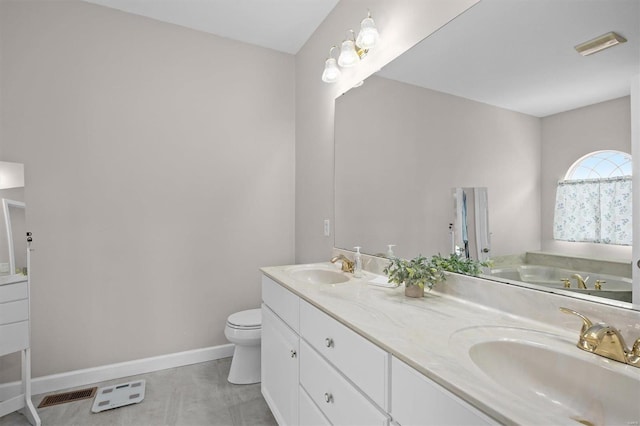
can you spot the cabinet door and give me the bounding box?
[261,304,299,426]
[391,357,496,425]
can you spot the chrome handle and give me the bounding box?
[290,350,297,358]
[325,338,334,348]
[482,248,490,253]
[324,392,333,403]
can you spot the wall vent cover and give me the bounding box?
[38,387,97,408]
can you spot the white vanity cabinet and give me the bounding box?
[261,273,496,426]
[261,276,300,426]
[391,357,496,426]
[0,275,40,425]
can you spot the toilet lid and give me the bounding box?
[227,308,261,328]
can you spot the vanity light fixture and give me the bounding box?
[575,31,627,56]
[321,46,341,83]
[338,31,361,67]
[321,10,380,83]
[356,11,379,50]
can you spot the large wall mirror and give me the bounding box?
[335,0,639,309]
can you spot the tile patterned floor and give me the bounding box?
[0,358,276,426]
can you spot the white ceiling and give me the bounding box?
[83,0,339,54]
[378,0,640,117]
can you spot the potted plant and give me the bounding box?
[383,255,445,298]
[430,253,489,276]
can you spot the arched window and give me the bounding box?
[554,150,632,245]
[565,150,632,180]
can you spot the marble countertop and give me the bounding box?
[261,262,639,425]
[0,274,27,286]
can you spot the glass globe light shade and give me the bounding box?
[356,16,379,50]
[321,58,341,83]
[338,39,359,67]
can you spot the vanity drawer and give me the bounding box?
[299,385,331,426]
[0,281,27,304]
[0,299,28,325]
[0,321,29,356]
[262,275,299,332]
[300,340,388,426]
[300,299,388,409]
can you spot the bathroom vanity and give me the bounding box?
[0,274,40,425]
[261,263,640,425]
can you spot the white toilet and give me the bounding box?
[224,308,262,384]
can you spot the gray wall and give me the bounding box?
[541,96,632,261]
[0,0,295,379]
[334,76,542,259]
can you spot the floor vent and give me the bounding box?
[38,387,97,408]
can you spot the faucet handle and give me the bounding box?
[595,280,606,290]
[560,278,571,288]
[560,307,594,335]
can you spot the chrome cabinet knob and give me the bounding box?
[324,392,333,403]
[290,350,297,358]
[325,338,334,348]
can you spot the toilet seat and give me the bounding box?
[226,308,261,330]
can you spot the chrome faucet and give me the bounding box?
[330,254,355,273]
[571,273,589,289]
[560,307,640,368]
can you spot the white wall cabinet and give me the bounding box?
[0,276,40,425]
[262,275,496,425]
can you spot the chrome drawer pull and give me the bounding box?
[325,337,334,348]
[324,392,333,403]
[290,350,297,358]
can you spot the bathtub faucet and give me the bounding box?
[571,273,589,289]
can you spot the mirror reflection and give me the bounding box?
[0,161,26,278]
[452,187,490,264]
[334,0,639,307]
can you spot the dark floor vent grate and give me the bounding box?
[38,387,97,408]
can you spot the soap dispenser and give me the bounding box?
[353,246,363,278]
[387,244,396,259]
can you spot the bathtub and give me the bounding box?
[486,265,632,303]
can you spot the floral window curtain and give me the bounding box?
[553,176,632,245]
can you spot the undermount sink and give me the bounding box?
[449,326,640,425]
[286,264,350,284]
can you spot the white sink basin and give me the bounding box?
[449,326,640,425]
[286,264,350,284]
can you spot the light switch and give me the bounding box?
[323,219,331,237]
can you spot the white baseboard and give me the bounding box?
[0,344,234,402]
